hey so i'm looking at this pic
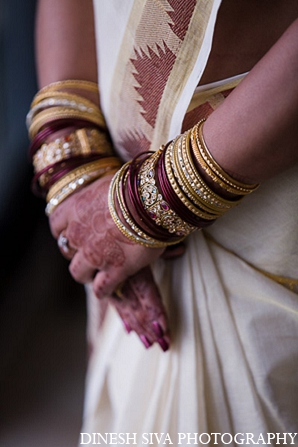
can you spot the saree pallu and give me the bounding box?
[81,1,298,443]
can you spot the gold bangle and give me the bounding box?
[33,128,113,173]
[172,131,225,217]
[138,148,196,236]
[193,120,259,195]
[31,90,99,108]
[29,107,106,139]
[36,80,99,97]
[45,161,120,216]
[108,165,175,248]
[184,127,243,212]
[115,165,183,246]
[46,167,117,216]
[28,92,103,127]
[46,157,121,202]
[165,140,217,220]
[174,133,221,214]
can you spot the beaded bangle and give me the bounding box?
[46,158,120,216]
[165,141,217,220]
[173,134,219,215]
[172,132,223,217]
[27,92,102,128]
[46,157,120,202]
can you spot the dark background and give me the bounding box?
[0,1,87,445]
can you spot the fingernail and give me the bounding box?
[158,338,169,352]
[152,321,164,338]
[140,334,152,349]
[123,320,132,334]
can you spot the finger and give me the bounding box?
[111,282,150,333]
[49,199,72,239]
[161,241,186,259]
[92,268,127,299]
[57,232,77,260]
[110,268,170,351]
[127,271,170,350]
[69,251,98,284]
[111,297,154,349]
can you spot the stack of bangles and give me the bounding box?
[28,82,259,248]
[27,80,122,215]
[108,119,259,248]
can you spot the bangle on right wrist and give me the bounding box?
[107,119,260,247]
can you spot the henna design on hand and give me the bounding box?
[75,188,100,224]
[110,267,170,351]
[51,174,170,349]
[67,220,89,248]
[65,178,130,269]
[83,230,125,268]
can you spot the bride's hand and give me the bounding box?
[49,175,186,351]
[49,174,164,295]
[110,266,170,351]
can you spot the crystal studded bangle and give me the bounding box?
[33,128,113,173]
[46,158,121,216]
[108,164,183,248]
[27,92,102,128]
[137,148,196,237]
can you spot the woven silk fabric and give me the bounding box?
[80,1,298,442]
[93,0,222,159]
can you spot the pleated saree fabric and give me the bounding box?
[80,1,298,443]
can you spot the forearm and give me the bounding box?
[203,18,298,184]
[35,0,98,103]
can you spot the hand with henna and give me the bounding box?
[110,267,170,351]
[50,174,173,350]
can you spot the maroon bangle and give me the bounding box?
[47,153,108,187]
[29,119,104,158]
[31,153,108,197]
[126,154,175,241]
[129,155,178,240]
[157,146,215,229]
[119,157,180,243]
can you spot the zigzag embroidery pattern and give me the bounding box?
[118,0,196,156]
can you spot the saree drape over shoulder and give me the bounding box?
[81,1,298,443]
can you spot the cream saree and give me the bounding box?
[81,1,298,443]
